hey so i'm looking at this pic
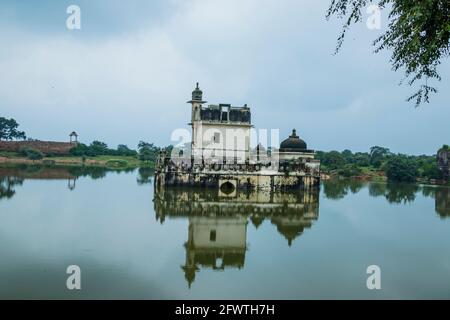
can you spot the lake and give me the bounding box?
[0,166,449,299]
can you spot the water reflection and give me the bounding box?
[154,188,320,287]
[322,178,365,199]
[0,166,137,196]
[137,167,154,185]
[323,178,421,204]
[1,168,449,298]
[435,187,450,218]
[0,176,24,200]
[1,166,448,219]
[322,178,450,217]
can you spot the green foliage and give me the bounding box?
[138,141,160,163]
[316,150,345,170]
[0,117,26,141]
[138,147,154,162]
[439,144,450,151]
[370,146,391,168]
[117,144,137,156]
[69,143,89,156]
[327,0,450,106]
[421,161,443,180]
[70,141,138,157]
[105,159,128,168]
[42,159,56,166]
[318,146,441,181]
[89,141,109,156]
[385,155,419,182]
[19,147,44,161]
[353,152,371,167]
[338,164,363,177]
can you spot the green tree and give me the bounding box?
[138,141,159,163]
[370,146,390,168]
[138,141,154,149]
[89,141,109,156]
[117,144,137,156]
[354,152,371,167]
[69,143,89,156]
[138,146,153,162]
[421,161,443,179]
[0,117,26,141]
[317,150,345,170]
[385,155,419,182]
[341,149,354,163]
[327,0,450,106]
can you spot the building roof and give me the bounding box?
[200,104,251,124]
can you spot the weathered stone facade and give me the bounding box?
[155,83,321,192]
[437,149,450,181]
[155,163,320,192]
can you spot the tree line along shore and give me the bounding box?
[1,143,449,186]
[0,117,449,184]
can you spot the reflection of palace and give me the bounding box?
[154,188,320,287]
[435,187,450,218]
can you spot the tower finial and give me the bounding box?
[291,129,297,137]
[190,82,203,102]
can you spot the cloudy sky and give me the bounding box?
[1,0,449,154]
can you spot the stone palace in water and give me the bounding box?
[155,83,320,193]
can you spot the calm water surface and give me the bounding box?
[0,167,449,299]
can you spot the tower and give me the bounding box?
[187,83,206,160]
[187,82,206,124]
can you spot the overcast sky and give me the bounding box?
[1,0,449,154]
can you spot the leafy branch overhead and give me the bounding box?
[326,0,450,106]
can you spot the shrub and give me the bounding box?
[106,159,128,168]
[19,147,44,161]
[117,144,137,156]
[70,143,89,156]
[338,164,363,177]
[42,159,56,166]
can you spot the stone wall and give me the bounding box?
[0,140,76,155]
[155,170,320,192]
[437,150,450,181]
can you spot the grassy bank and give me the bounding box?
[0,151,154,169]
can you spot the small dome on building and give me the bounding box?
[280,129,307,151]
[191,82,203,101]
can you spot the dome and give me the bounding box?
[279,129,307,151]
